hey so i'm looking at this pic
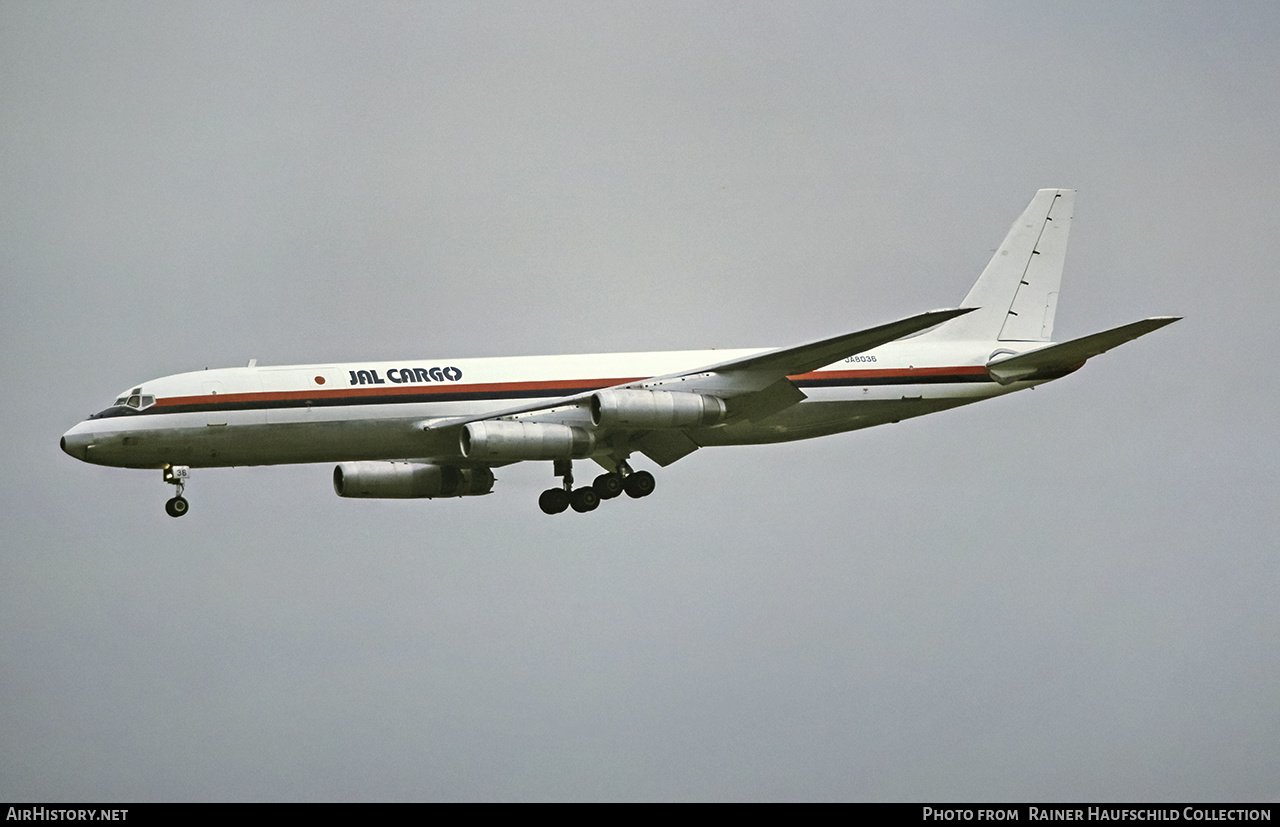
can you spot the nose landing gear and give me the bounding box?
[162,465,190,518]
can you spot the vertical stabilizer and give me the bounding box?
[924,189,1075,342]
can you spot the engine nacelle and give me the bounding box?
[333,462,494,499]
[460,421,595,461]
[590,389,726,429]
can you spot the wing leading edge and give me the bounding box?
[690,307,977,378]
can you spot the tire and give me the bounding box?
[539,488,570,515]
[165,496,189,518]
[593,472,625,499]
[570,487,600,513]
[623,470,655,499]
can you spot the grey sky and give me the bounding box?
[2,1,1277,801]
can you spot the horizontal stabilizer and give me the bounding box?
[986,317,1180,384]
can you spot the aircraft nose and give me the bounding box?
[61,425,91,460]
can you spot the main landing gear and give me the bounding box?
[538,459,655,515]
[162,464,190,518]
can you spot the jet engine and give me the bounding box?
[333,462,494,498]
[460,421,595,461]
[590,389,726,428]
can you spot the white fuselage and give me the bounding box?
[60,338,1041,471]
[59,190,1177,519]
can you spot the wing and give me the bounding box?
[420,307,974,467]
[688,307,976,377]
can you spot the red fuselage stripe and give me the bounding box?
[151,366,991,409]
[154,377,647,409]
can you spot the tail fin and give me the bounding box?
[923,189,1075,342]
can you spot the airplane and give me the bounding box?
[61,189,1178,517]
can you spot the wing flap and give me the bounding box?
[723,376,808,422]
[635,431,701,467]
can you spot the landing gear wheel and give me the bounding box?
[161,466,191,517]
[570,487,601,513]
[539,488,570,515]
[623,470,656,499]
[593,472,625,500]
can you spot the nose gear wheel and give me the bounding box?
[162,465,191,517]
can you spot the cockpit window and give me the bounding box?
[91,391,156,419]
[112,393,156,410]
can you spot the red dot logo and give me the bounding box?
[314,376,326,385]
